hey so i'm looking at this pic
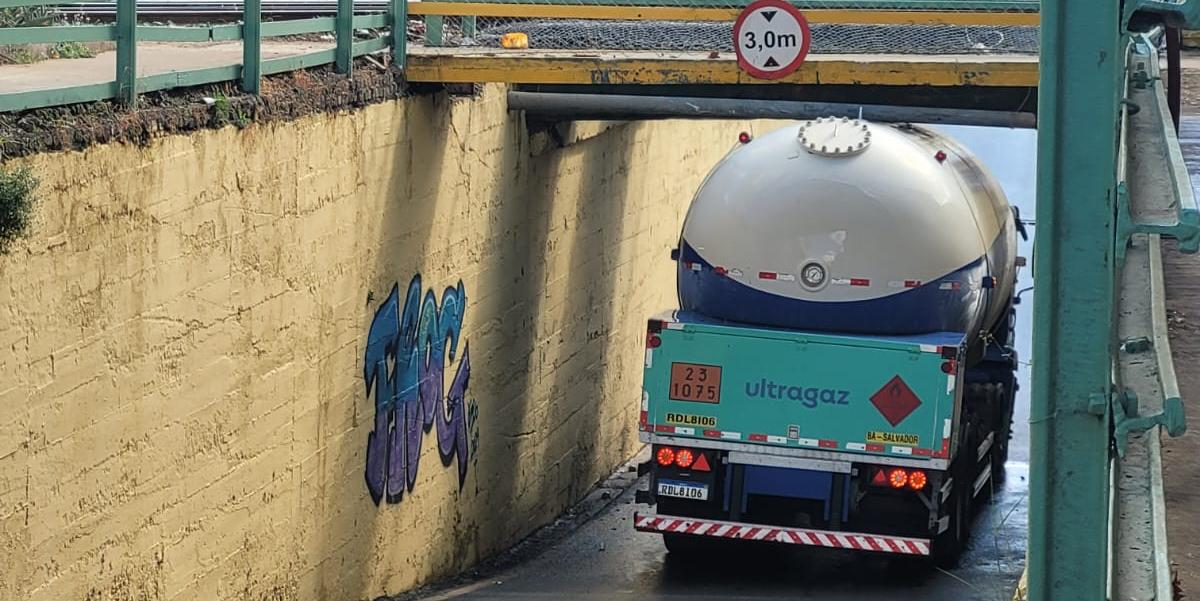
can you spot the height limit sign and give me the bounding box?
[732,0,811,80]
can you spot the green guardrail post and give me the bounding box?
[391,0,407,69]
[1028,0,1123,597]
[462,15,476,39]
[116,0,137,106]
[336,0,353,74]
[243,0,262,93]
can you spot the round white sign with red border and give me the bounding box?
[732,0,812,80]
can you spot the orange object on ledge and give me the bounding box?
[500,33,529,49]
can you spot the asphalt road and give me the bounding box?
[416,126,1036,601]
[434,468,1027,601]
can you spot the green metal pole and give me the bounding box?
[336,0,353,74]
[425,15,444,47]
[391,0,407,69]
[115,0,137,106]
[242,0,262,94]
[1028,0,1123,597]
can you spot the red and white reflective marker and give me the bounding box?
[732,0,811,80]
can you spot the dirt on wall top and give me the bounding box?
[0,59,441,159]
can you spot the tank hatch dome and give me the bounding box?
[799,117,871,157]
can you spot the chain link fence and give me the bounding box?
[407,0,1039,55]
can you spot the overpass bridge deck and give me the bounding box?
[405,47,1038,86]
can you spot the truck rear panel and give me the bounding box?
[641,311,966,464]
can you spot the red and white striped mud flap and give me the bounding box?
[634,513,931,556]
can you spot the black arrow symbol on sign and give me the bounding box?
[761,9,777,21]
[764,56,780,67]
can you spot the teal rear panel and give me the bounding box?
[642,312,964,461]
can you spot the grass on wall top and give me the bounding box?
[0,164,38,255]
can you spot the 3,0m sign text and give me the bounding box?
[732,0,811,80]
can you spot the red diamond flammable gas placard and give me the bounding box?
[870,375,922,427]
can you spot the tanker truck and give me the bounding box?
[633,118,1022,565]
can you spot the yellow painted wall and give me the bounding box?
[0,85,780,601]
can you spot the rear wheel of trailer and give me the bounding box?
[933,461,971,566]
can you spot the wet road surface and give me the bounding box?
[416,126,1035,601]
[432,463,1027,601]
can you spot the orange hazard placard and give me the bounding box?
[669,362,722,403]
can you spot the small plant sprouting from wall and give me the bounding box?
[0,165,39,255]
[212,94,232,124]
[211,93,249,128]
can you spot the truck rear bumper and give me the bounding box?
[640,432,950,472]
[634,512,932,555]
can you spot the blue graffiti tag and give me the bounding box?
[363,275,471,505]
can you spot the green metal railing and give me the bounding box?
[0,0,1042,112]
[1031,0,1199,591]
[0,0,409,112]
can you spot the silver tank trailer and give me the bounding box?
[676,118,1018,343]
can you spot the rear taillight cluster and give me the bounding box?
[646,320,665,348]
[870,466,927,491]
[655,446,712,472]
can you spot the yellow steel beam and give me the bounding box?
[407,2,1040,25]
[406,50,1040,87]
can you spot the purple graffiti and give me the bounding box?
[363,275,471,505]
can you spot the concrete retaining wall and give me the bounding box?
[0,84,779,601]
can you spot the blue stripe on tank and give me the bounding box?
[677,240,988,335]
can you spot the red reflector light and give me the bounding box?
[908,470,927,490]
[738,132,752,144]
[871,466,925,491]
[656,447,675,466]
[692,452,711,472]
[871,469,889,487]
[941,359,957,374]
[935,150,947,163]
[675,449,695,468]
[647,333,662,349]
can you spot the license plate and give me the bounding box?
[657,479,709,501]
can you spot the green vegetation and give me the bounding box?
[50,41,95,59]
[213,94,232,123]
[1,8,95,64]
[0,165,39,255]
[211,93,250,128]
[0,6,53,28]
[2,47,37,64]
